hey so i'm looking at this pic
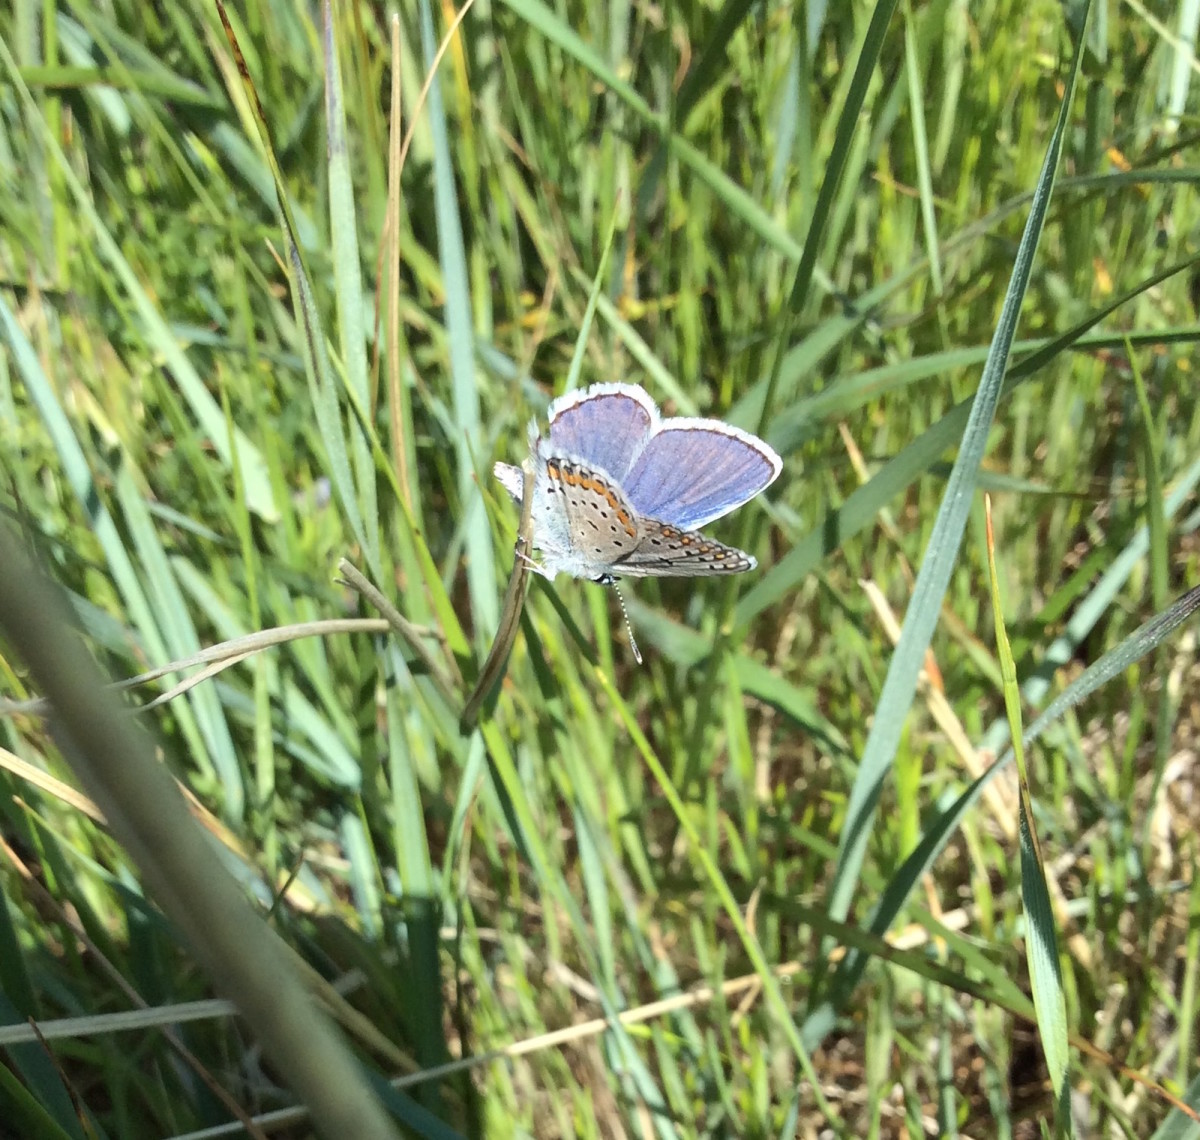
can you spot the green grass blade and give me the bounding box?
[419,0,496,640]
[757,0,900,433]
[987,500,1072,1124]
[0,981,89,1139]
[1017,794,1074,1130]
[0,294,233,811]
[386,649,434,899]
[1151,1069,1200,1139]
[901,0,942,295]
[985,449,1200,754]
[808,580,1200,1046]
[113,465,243,816]
[818,0,1090,979]
[323,1,380,571]
[212,3,372,560]
[0,1051,85,1140]
[738,256,1196,628]
[284,241,372,561]
[0,35,277,522]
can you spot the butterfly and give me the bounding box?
[494,382,781,584]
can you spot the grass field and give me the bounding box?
[2,0,1200,1136]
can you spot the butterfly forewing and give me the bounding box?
[547,384,656,481]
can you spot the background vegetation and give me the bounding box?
[2,0,1199,1136]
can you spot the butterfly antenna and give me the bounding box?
[611,582,643,665]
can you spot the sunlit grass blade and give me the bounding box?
[384,12,423,528]
[1163,0,1200,131]
[385,647,435,899]
[284,243,373,564]
[901,0,943,296]
[212,2,372,562]
[1129,336,1175,834]
[113,464,243,813]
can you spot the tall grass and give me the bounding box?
[2,0,1200,1136]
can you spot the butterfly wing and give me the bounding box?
[546,383,658,481]
[540,452,643,576]
[620,420,781,531]
[613,516,756,577]
[493,461,524,503]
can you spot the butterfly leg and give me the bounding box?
[515,546,554,579]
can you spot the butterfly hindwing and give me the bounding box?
[543,452,642,572]
[614,516,755,577]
